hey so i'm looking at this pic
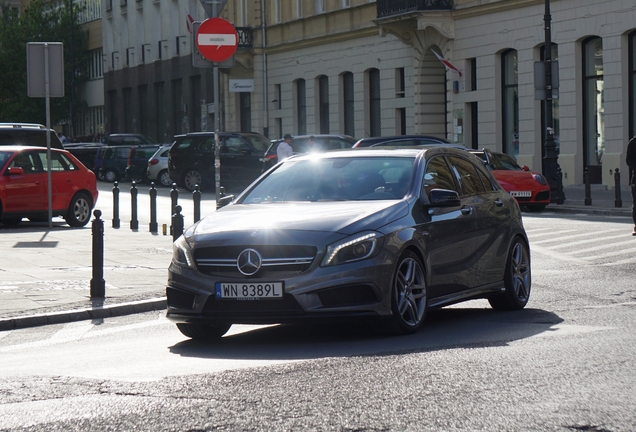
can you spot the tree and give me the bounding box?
[0,0,89,128]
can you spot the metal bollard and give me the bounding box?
[90,209,105,298]
[584,167,592,206]
[193,184,201,223]
[130,181,139,230]
[556,167,564,205]
[614,168,622,208]
[112,181,120,228]
[170,183,179,235]
[149,182,158,233]
[172,205,184,242]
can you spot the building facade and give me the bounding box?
[103,0,636,187]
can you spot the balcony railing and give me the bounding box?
[236,27,253,49]
[377,0,453,18]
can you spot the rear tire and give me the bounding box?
[1,217,22,226]
[104,168,119,183]
[158,169,172,187]
[176,323,231,340]
[489,237,531,310]
[381,251,428,335]
[65,193,92,227]
[183,169,204,192]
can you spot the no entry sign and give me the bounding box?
[196,18,238,63]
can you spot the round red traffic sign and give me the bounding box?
[195,18,238,63]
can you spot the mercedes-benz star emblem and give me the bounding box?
[237,248,262,276]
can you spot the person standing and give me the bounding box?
[306,135,323,153]
[626,135,636,235]
[277,134,294,162]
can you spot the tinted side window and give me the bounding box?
[200,137,216,152]
[37,151,78,171]
[448,156,486,196]
[10,151,43,173]
[423,156,458,195]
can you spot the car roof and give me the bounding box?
[354,134,449,145]
[0,145,64,152]
[0,123,49,130]
[287,146,471,161]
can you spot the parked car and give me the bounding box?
[352,135,450,148]
[168,132,271,192]
[470,148,551,212]
[0,146,98,227]
[63,142,106,171]
[262,134,357,171]
[166,147,531,340]
[0,123,64,149]
[105,134,159,146]
[98,145,134,182]
[125,144,162,183]
[146,145,172,187]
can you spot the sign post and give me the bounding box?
[195,16,238,207]
[27,42,64,228]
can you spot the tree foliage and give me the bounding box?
[0,0,89,125]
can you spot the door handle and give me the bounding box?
[494,198,504,207]
[460,206,473,215]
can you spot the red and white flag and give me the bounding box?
[185,9,194,34]
[432,49,462,77]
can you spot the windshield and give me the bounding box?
[489,152,522,170]
[244,134,270,152]
[241,156,415,203]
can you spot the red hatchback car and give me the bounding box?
[0,146,99,227]
[471,149,550,212]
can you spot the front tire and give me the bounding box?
[183,169,204,192]
[489,237,531,310]
[65,193,92,227]
[176,323,231,340]
[104,168,119,183]
[382,251,428,335]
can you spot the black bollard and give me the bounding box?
[149,182,158,232]
[90,209,105,298]
[193,184,201,223]
[584,167,592,206]
[172,205,184,242]
[614,168,622,208]
[112,181,120,228]
[130,181,139,230]
[170,183,179,235]
[556,167,564,205]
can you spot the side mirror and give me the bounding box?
[6,166,25,176]
[216,194,235,209]
[427,188,461,207]
[522,165,529,171]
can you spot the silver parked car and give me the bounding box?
[146,145,172,187]
[166,147,531,340]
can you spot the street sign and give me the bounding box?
[27,42,64,97]
[192,22,235,69]
[195,18,238,63]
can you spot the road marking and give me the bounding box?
[528,244,590,264]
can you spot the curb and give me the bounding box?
[545,206,631,217]
[0,297,167,332]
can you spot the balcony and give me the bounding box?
[236,27,253,49]
[377,0,453,18]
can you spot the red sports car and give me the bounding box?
[471,149,550,212]
[0,146,99,227]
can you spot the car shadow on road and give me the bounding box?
[168,306,564,361]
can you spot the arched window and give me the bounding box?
[582,37,604,184]
[318,75,329,134]
[501,49,519,158]
[296,79,306,135]
[369,68,381,137]
[342,72,354,137]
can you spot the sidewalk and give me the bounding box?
[0,183,632,331]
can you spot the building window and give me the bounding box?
[469,58,477,91]
[88,49,103,79]
[315,0,325,14]
[274,0,281,23]
[582,36,604,183]
[343,72,354,137]
[296,79,306,135]
[318,75,330,134]
[369,68,381,137]
[630,32,636,138]
[296,0,303,18]
[239,0,248,26]
[540,44,560,173]
[501,49,519,158]
[397,108,406,135]
[341,0,350,7]
[395,67,405,98]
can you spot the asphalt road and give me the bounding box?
[0,212,634,431]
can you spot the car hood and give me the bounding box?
[191,200,409,239]
[492,170,547,191]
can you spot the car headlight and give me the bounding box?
[173,234,194,268]
[533,174,548,185]
[321,231,383,267]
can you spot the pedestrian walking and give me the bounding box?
[277,134,294,162]
[626,135,636,235]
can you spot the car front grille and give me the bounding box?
[194,245,317,278]
[535,191,550,201]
